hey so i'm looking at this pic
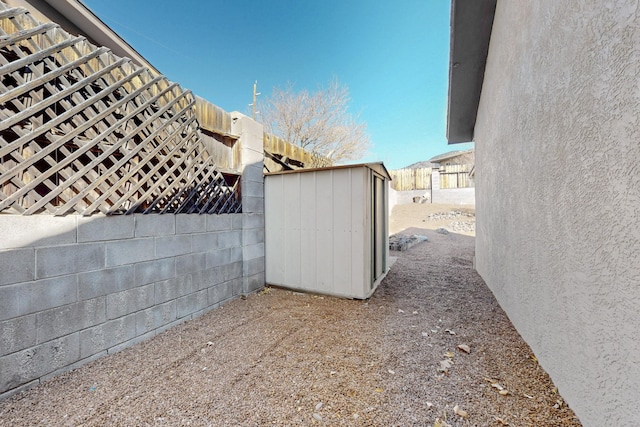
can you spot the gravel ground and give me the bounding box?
[0,204,582,426]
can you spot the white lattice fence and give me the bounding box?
[0,4,240,215]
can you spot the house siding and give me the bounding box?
[473,1,640,426]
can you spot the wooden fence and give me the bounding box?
[0,5,241,215]
[389,165,473,191]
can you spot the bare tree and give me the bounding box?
[260,79,370,164]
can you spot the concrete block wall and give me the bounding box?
[0,212,264,398]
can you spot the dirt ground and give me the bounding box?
[0,203,582,426]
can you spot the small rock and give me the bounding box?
[315,402,323,411]
[437,228,449,235]
[313,413,322,421]
[457,344,471,353]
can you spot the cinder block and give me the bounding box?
[207,282,233,305]
[136,300,176,335]
[231,214,243,230]
[108,332,154,355]
[206,215,232,232]
[105,238,155,267]
[36,297,106,343]
[245,272,265,294]
[106,285,154,319]
[176,214,207,234]
[244,257,265,277]
[134,214,175,237]
[224,261,243,281]
[242,147,265,164]
[176,290,208,318]
[0,248,35,286]
[242,197,264,213]
[218,230,242,249]
[134,258,176,286]
[241,163,264,183]
[0,333,80,392]
[154,275,194,304]
[18,275,77,317]
[0,378,39,400]
[77,215,134,242]
[243,242,265,261]
[243,213,265,229]
[192,232,219,253]
[36,243,104,279]
[0,284,20,322]
[155,234,192,258]
[230,277,243,296]
[0,216,76,250]
[229,246,242,263]
[243,228,265,245]
[0,314,36,355]
[206,248,230,268]
[176,253,206,276]
[191,267,223,291]
[77,265,135,300]
[242,180,263,198]
[41,350,107,384]
[79,315,136,359]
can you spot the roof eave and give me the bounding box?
[446,0,497,144]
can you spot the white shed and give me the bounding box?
[264,163,391,299]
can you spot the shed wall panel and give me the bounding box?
[299,173,317,289]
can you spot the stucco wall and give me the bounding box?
[473,2,640,425]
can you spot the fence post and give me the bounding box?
[431,169,440,203]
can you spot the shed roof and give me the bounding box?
[264,162,391,181]
[428,149,474,163]
[446,0,496,144]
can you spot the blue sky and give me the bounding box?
[81,0,472,169]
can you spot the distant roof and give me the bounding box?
[404,160,439,169]
[446,0,497,144]
[428,149,474,163]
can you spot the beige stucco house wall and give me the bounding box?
[448,1,640,426]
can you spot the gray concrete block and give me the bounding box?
[0,248,35,286]
[0,216,76,250]
[230,247,243,263]
[230,277,243,296]
[241,147,264,164]
[36,297,106,343]
[77,265,135,301]
[243,228,265,245]
[191,267,223,291]
[206,215,232,232]
[243,242,265,261]
[136,301,176,335]
[245,272,265,294]
[36,243,105,279]
[176,290,208,318]
[134,258,176,286]
[242,180,263,198]
[206,248,230,268]
[192,232,219,253]
[77,215,134,242]
[218,230,242,249]
[79,314,136,359]
[0,333,79,392]
[243,213,265,229]
[18,275,77,317]
[41,350,107,384]
[223,261,243,282]
[176,253,206,276]
[154,275,194,304]
[242,196,265,213]
[105,237,155,267]
[134,214,175,237]
[155,234,192,258]
[0,284,20,322]
[108,332,154,355]
[241,163,264,183]
[155,315,189,335]
[244,256,265,277]
[231,214,243,230]
[106,285,154,319]
[0,378,39,401]
[207,282,233,305]
[0,314,36,355]
[176,214,207,234]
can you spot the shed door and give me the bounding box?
[372,174,386,285]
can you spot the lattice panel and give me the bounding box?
[0,4,241,215]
